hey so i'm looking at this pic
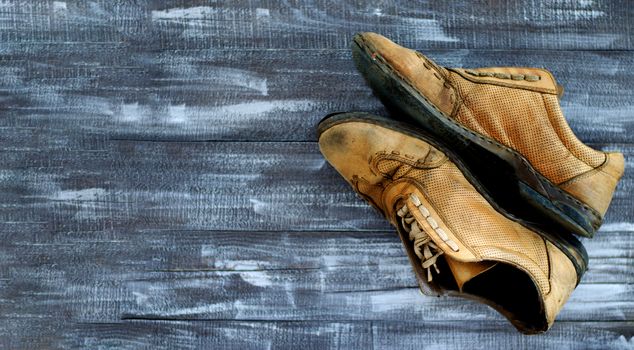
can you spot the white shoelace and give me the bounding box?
[397,203,443,282]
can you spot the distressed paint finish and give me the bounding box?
[1,0,631,50]
[1,321,633,350]
[2,229,633,324]
[2,142,632,233]
[0,0,633,349]
[2,49,634,143]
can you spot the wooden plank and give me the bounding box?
[1,229,632,323]
[371,321,634,350]
[0,320,373,349]
[2,228,631,283]
[2,141,631,233]
[1,1,633,347]
[0,320,632,349]
[0,0,631,51]
[2,49,633,143]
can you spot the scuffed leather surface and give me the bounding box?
[450,67,559,94]
[318,119,578,332]
[356,32,457,116]
[355,32,624,219]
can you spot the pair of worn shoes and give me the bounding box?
[317,33,624,334]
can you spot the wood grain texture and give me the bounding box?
[1,0,633,349]
[0,0,631,51]
[2,49,634,143]
[0,320,632,350]
[1,229,633,325]
[1,141,631,233]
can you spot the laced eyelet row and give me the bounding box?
[464,69,540,82]
[397,194,460,282]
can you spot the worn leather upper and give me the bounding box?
[318,115,578,333]
[355,32,624,218]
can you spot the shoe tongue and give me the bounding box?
[445,256,498,291]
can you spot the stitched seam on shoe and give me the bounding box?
[415,51,454,89]
[557,155,612,187]
[371,151,449,174]
[352,175,386,215]
[447,67,558,95]
[380,158,585,272]
[356,36,601,226]
[540,94,602,172]
[416,79,598,217]
[451,85,495,140]
[362,40,602,221]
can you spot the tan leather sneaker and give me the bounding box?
[318,112,586,334]
[352,32,624,238]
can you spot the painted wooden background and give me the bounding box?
[0,1,632,349]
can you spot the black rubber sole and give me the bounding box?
[318,112,588,282]
[351,34,601,239]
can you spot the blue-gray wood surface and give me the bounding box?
[0,1,633,349]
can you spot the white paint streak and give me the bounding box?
[53,1,67,12]
[618,336,634,347]
[562,103,629,132]
[50,188,106,201]
[543,1,605,21]
[567,284,630,309]
[600,222,634,232]
[216,99,315,115]
[569,10,604,20]
[542,33,620,49]
[157,56,269,95]
[167,104,188,124]
[158,303,227,316]
[256,8,270,18]
[403,18,459,43]
[151,6,217,20]
[239,271,273,288]
[285,282,297,307]
[201,246,267,270]
[213,68,268,96]
[370,289,421,312]
[250,198,269,215]
[321,255,344,268]
[227,261,263,270]
[132,291,149,304]
[118,102,142,122]
[115,99,314,126]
